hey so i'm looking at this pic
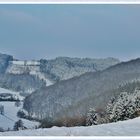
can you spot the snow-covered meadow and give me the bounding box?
[0,87,39,131]
[0,117,140,136]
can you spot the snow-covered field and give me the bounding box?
[0,117,140,136]
[0,87,39,131]
[0,102,39,130]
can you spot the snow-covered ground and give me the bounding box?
[0,87,39,131]
[0,102,39,130]
[6,62,53,86]
[0,117,140,136]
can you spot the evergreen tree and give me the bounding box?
[15,100,21,107]
[0,105,4,115]
[13,119,25,131]
[106,89,140,122]
[86,108,98,126]
[17,110,26,118]
[106,97,115,116]
[0,127,4,132]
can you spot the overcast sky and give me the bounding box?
[0,5,140,61]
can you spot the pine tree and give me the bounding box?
[17,110,26,118]
[86,108,98,126]
[106,97,115,116]
[15,100,21,107]
[106,89,140,122]
[0,127,4,132]
[13,119,24,131]
[0,105,4,115]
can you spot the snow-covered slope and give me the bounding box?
[0,102,38,130]
[1,117,140,136]
[40,57,120,81]
[0,101,39,131]
[0,52,120,95]
[6,60,53,86]
[0,88,39,131]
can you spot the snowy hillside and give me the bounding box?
[0,88,39,131]
[0,117,140,136]
[6,60,53,86]
[0,53,120,96]
[40,57,120,81]
[0,102,38,130]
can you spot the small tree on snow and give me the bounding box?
[0,105,4,115]
[0,127,4,132]
[86,108,98,126]
[13,119,25,131]
[106,97,115,116]
[15,100,21,107]
[17,110,26,118]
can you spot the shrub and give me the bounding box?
[0,127,4,132]
[13,120,26,131]
[39,116,86,128]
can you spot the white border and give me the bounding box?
[0,2,140,139]
[0,136,138,139]
[1,136,140,139]
[0,1,140,3]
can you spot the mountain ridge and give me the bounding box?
[0,52,120,96]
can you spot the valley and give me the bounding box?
[0,52,120,133]
[1,52,140,136]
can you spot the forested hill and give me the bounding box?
[24,58,140,122]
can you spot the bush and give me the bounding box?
[86,108,109,126]
[15,101,21,107]
[0,127,4,132]
[13,120,26,131]
[17,110,26,118]
[40,116,86,128]
[17,110,40,122]
[61,116,86,127]
[39,117,54,128]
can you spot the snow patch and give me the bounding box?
[6,61,53,86]
[10,61,40,66]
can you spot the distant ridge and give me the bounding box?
[0,52,119,96]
